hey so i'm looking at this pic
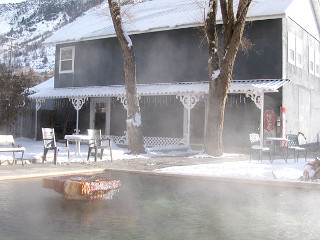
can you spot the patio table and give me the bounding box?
[266,137,288,162]
[64,134,92,162]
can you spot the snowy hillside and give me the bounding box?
[0,0,104,74]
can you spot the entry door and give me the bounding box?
[90,98,110,135]
[95,112,106,134]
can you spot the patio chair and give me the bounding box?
[87,129,113,162]
[249,133,272,163]
[42,128,70,165]
[285,134,307,162]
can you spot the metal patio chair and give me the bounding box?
[285,134,307,162]
[42,127,69,165]
[87,129,113,162]
[249,133,272,163]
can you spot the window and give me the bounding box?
[288,32,295,65]
[296,37,303,68]
[315,50,320,77]
[309,46,315,75]
[59,46,75,73]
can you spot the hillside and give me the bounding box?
[0,0,104,76]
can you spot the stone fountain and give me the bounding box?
[42,175,121,200]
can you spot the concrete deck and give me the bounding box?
[0,155,250,181]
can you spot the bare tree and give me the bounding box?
[108,0,145,154]
[204,0,252,156]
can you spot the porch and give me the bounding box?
[29,79,289,148]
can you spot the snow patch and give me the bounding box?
[126,112,141,127]
[0,20,11,35]
[123,29,133,48]
[211,69,220,80]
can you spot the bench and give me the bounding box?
[0,135,25,166]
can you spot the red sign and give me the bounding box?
[264,110,275,132]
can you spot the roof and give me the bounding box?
[30,77,54,92]
[44,0,309,45]
[29,79,289,100]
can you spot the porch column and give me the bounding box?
[35,98,45,139]
[177,93,203,145]
[204,95,209,138]
[89,98,95,129]
[105,99,111,135]
[246,91,264,146]
[69,97,88,134]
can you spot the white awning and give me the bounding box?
[29,79,289,100]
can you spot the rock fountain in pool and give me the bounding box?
[42,175,121,200]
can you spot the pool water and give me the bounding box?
[0,171,319,240]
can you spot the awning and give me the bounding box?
[29,79,289,100]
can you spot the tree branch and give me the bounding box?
[205,0,220,73]
[220,0,228,31]
[224,0,252,64]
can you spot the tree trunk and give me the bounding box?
[204,0,252,156]
[108,0,145,154]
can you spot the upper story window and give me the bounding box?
[288,32,295,65]
[296,37,303,69]
[315,50,320,77]
[309,46,315,75]
[59,46,75,73]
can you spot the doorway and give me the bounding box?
[90,98,110,135]
[95,112,106,134]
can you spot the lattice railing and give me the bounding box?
[107,133,185,146]
[143,136,185,146]
[108,134,128,145]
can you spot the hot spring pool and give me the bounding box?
[0,171,319,240]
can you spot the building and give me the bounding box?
[30,0,320,151]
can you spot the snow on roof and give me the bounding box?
[44,0,298,45]
[30,77,54,92]
[29,79,289,99]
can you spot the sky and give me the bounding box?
[0,0,26,4]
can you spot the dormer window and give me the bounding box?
[59,46,75,73]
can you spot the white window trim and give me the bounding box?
[59,46,75,74]
[295,37,303,69]
[288,31,295,65]
[309,46,315,75]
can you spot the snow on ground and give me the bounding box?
[154,160,305,181]
[0,137,312,182]
[0,137,198,163]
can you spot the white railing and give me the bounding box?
[106,132,185,146]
